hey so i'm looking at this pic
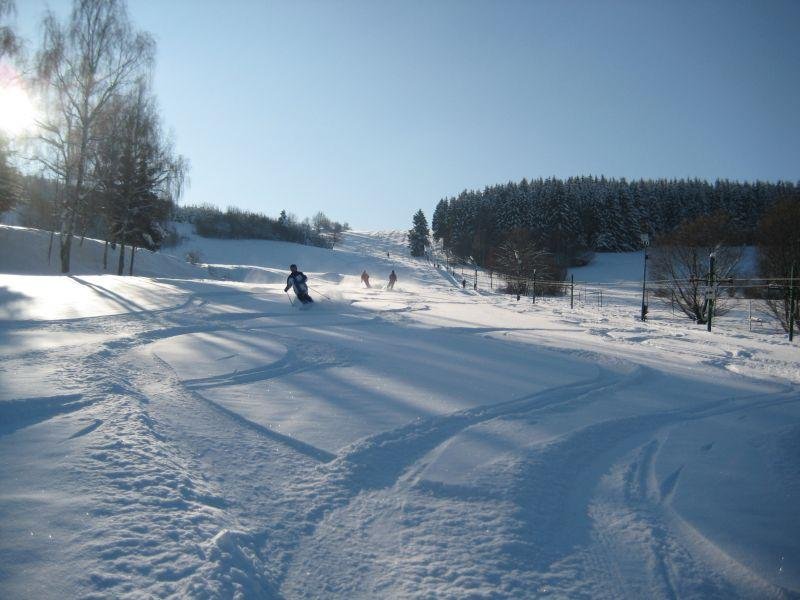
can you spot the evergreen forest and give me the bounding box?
[432,176,799,268]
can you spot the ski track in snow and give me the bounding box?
[280,372,799,599]
[1,230,799,599]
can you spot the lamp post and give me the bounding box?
[707,252,716,332]
[789,263,796,342]
[640,233,650,321]
[570,274,574,309]
[469,256,477,290]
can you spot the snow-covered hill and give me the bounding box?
[165,222,409,278]
[0,225,206,278]
[1,226,798,598]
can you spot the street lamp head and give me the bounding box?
[640,233,650,247]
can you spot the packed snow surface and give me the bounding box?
[1,225,798,599]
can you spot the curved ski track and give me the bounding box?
[2,286,798,599]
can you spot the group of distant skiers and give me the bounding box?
[284,264,398,305]
[360,269,397,290]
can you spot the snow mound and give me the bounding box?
[318,272,345,283]
[182,529,277,599]
[206,264,286,284]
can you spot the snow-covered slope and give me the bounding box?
[0,225,207,278]
[166,223,404,274]
[163,224,412,289]
[1,227,798,598]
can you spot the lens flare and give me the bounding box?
[0,67,38,137]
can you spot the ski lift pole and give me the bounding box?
[469,256,477,291]
[570,274,574,309]
[707,252,716,332]
[640,233,650,321]
[789,263,796,342]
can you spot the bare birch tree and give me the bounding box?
[492,229,563,297]
[756,199,800,332]
[0,0,19,58]
[35,0,154,272]
[0,1,20,214]
[650,213,743,323]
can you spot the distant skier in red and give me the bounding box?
[284,264,314,304]
[361,270,371,288]
[387,270,397,290]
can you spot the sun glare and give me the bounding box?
[0,79,38,137]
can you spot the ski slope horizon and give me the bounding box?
[1,225,798,598]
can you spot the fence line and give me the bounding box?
[435,260,795,338]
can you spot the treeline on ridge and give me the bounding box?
[432,176,799,268]
[175,205,349,249]
[10,174,350,251]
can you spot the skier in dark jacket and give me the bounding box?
[387,270,397,290]
[284,264,314,304]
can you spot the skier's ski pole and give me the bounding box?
[308,285,331,301]
[285,290,295,306]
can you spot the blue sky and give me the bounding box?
[14,0,800,229]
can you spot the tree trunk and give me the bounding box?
[59,196,74,273]
[103,240,109,270]
[59,176,81,274]
[129,246,135,276]
[60,230,72,273]
[47,230,54,264]
[61,113,90,274]
[117,242,125,275]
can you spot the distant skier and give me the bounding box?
[361,270,371,288]
[387,270,397,290]
[462,278,467,289]
[284,264,314,304]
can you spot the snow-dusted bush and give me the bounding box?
[185,249,202,265]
